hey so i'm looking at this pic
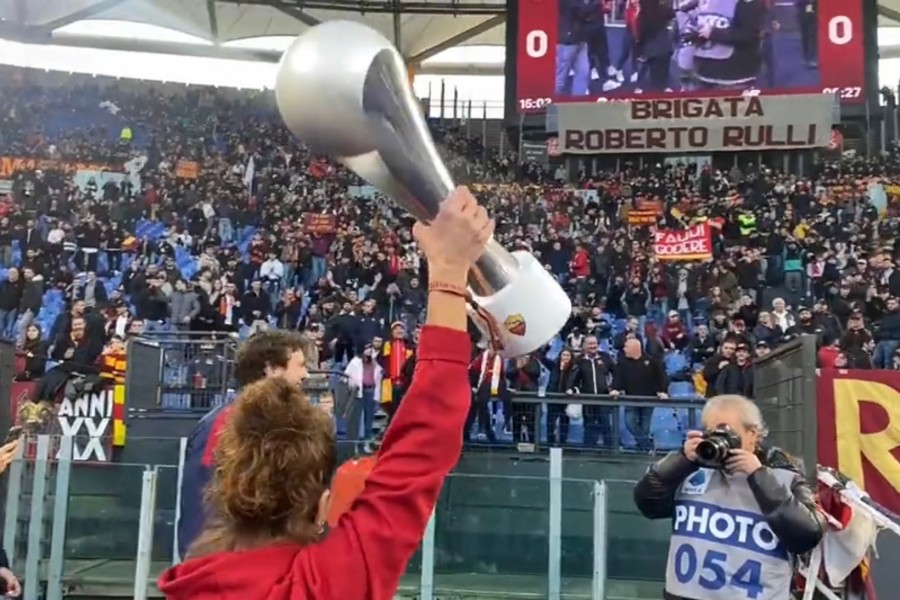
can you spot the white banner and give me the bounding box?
[57,389,115,462]
[558,95,834,154]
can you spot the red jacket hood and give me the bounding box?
[159,544,300,599]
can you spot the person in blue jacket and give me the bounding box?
[176,329,312,559]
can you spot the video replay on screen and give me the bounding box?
[514,0,866,113]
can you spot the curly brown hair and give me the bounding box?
[234,330,316,387]
[189,377,336,557]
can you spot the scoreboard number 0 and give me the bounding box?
[827,16,852,46]
[525,30,548,58]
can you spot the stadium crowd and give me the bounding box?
[0,67,899,449]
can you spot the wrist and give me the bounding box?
[428,265,469,288]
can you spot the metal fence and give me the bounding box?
[125,332,239,413]
[753,334,819,481]
[499,392,704,453]
[5,438,619,600]
[124,333,352,417]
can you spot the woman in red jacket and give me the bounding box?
[157,186,493,600]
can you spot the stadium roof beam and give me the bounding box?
[39,0,130,30]
[223,0,504,15]
[878,4,900,25]
[270,3,322,27]
[42,33,502,74]
[207,0,219,39]
[408,14,505,63]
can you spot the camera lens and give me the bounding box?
[697,437,728,463]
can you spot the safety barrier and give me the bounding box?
[485,392,704,452]
[3,437,662,600]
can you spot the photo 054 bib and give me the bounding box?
[664,468,796,600]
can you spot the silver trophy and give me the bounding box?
[275,20,570,357]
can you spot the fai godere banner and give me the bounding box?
[817,370,900,514]
[558,95,834,154]
[653,223,713,261]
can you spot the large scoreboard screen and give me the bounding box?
[514,0,866,112]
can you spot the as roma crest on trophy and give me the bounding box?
[504,314,527,337]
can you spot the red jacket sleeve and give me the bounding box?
[293,326,470,600]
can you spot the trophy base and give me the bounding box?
[471,251,572,358]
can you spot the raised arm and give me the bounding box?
[297,187,494,600]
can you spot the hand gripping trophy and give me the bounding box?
[274,21,571,357]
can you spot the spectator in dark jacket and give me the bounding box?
[543,348,576,447]
[716,342,755,398]
[839,310,873,353]
[556,0,597,95]
[701,337,737,398]
[611,338,669,450]
[16,324,48,381]
[353,298,384,352]
[636,0,676,91]
[136,275,170,325]
[0,268,23,340]
[273,288,303,330]
[507,352,542,443]
[752,311,783,347]
[568,335,615,449]
[78,271,108,310]
[241,279,271,333]
[688,324,716,366]
[873,296,900,368]
[16,267,43,347]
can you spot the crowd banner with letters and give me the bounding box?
[0,156,122,178]
[653,223,713,261]
[558,95,834,154]
[9,381,126,462]
[817,369,900,514]
[302,213,337,234]
[174,159,200,179]
[521,141,549,165]
[627,209,659,226]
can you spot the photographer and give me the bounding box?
[633,394,823,600]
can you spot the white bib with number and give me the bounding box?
[664,468,796,600]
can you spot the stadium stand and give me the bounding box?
[0,66,899,454]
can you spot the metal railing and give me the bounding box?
[4,438,646,600]
[466,391,704,453]
[125,332,239,413]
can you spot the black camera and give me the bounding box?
[695,426,742,469]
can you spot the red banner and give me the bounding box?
[653,223,713,261]
[818,370,900,515]
[627,209,659,226]
[302,213,337,234]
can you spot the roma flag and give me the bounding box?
[817,369,900,515]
